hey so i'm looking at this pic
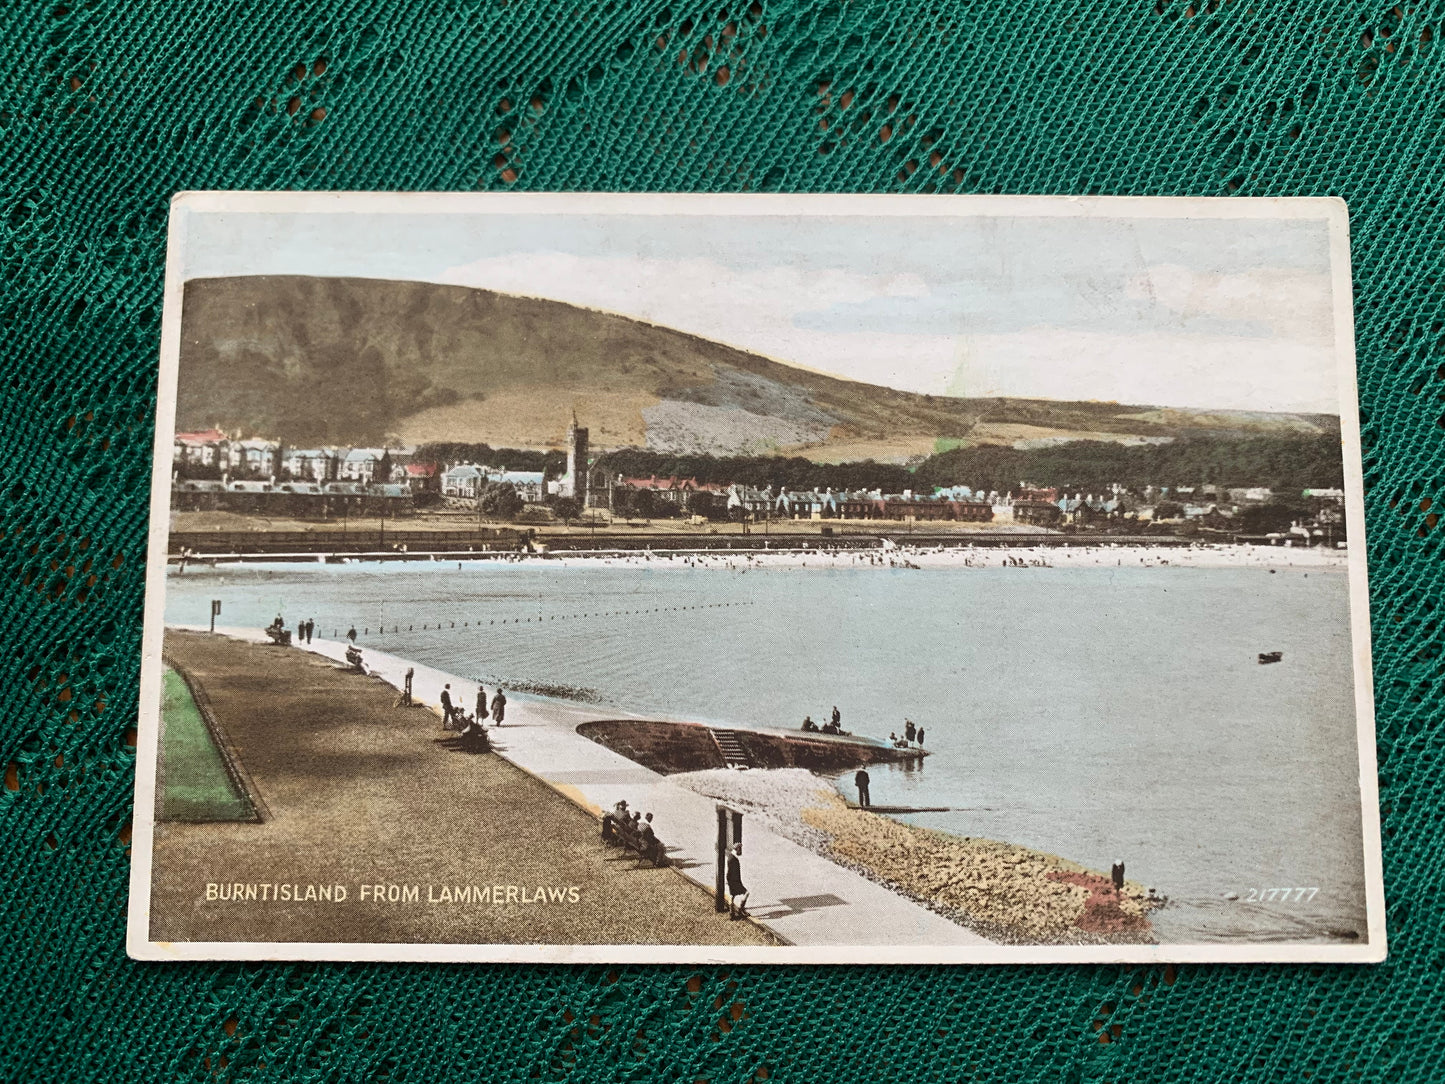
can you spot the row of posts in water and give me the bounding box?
[335,600,759,639]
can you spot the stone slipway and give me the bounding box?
[182,625,989,948]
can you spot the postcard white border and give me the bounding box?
[128,191,1384,965]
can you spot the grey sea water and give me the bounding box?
[164,558,1367,944]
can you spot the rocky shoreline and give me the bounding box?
[672,767,1165,945]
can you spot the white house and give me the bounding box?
[173,428,228,468]
[442,464,485,499]
[228,438,279,477]
[283,448,336,482]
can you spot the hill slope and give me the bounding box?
[176,276,1335,457]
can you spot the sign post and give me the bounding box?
[209,599,221,633]
[715,806,729,913]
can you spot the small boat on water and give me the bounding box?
[1258,651,1284,665]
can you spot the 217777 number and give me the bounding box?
[1242,887,1319,903]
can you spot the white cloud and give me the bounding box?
[1125,264,1335,346]
[436,252,929,380]
[948,329,1341,414]
[436,252,1340,413]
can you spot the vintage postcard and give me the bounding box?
[128,192,1383,964]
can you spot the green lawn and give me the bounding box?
[159,667,255,821]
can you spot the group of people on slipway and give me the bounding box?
[889,718,925,748]
[799,705,848,735]
[438,682,507,737]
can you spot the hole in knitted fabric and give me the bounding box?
[4,763,17,791]
[223,1017,238,1037]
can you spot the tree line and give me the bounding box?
[414,433,1342,500]
[911,434,1345,494]
[592,449,913,492]
[414,443,567,475]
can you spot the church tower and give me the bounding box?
[565,411,589,503]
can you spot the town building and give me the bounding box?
[486,468,547,503]
[283,448,338,483]
[776,489,839,519]
[554,413,589,503]
[725,484,774,519]
[442,464,485,499]
[228,438,279,478]
[405,462,440,494]
[173,428,228,469]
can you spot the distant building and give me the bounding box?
[776,489,839,519]
[406,462,440,493]
[442,464,485,499]
[1228,487,1275,504]
[610,475,724,516]
[173,428,228,468]
[283,448,338,482]
[725,484,774,518]
[228,438,279,478]
[339,448,388,483]
[1013,499,1062,527]
[555,413,589,503]
[1015,486,1059,503]
[486,468,547,503]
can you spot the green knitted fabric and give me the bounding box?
[1,0,1438,1079]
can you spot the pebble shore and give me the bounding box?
[673,767,1164,945]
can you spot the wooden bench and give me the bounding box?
[601,813,667,867]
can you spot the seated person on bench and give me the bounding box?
[601,799,630,842]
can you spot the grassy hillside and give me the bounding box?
[176,276,1336,458]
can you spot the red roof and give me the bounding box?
[622,475,711,492]
[406,462,439,477]
[175,428,227,444]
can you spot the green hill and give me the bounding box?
[176,276,1336,459]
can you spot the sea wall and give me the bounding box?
[576,719,923,775]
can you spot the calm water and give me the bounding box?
[165,559,1368,944]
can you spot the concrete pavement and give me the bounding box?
[185,625,989,948]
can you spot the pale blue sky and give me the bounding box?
[183,207,1342,413]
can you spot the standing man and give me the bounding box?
[916,726,925,747]
[439,683,455,729]
[346,625,357,643]
[490,687,507,726]
[830,705,841,729]
[726,842,748,920]
[403,667,414,706]
[904,719,917,744]
[475,685,489,724]
[306,619,315,643]
[855,767,871,809]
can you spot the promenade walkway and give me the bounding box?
[195,626,988,948]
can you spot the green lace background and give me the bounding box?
[1,0,1439,1079]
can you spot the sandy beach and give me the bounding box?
[196,541,1349,575]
